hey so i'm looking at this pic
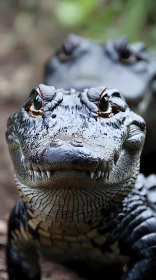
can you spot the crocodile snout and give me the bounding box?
[36,141,118,173]
[24,140,121,187]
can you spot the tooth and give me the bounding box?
[47,171,50,179]
[102,172,104,177]
[41,171,45,178]
[34,171,37,178]
[97,171,101,178]
[90,172,94,179]
[37,172,40,178]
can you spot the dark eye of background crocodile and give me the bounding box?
[120,48,131,59]
[99,96,109,112]
[62,42,74,56]
[33,95,42,110]
[57,42,75,63]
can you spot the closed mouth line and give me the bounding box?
[27,169,110,180]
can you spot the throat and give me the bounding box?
[15,176,133,227]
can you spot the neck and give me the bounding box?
[15,176,134,226]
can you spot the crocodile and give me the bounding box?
[44,34,156,175]
[6,84,156,280]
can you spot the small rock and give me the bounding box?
[0,220,7,235]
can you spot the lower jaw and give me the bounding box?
[14,174,133,222]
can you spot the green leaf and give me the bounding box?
[55,1,86,27]
[119,0,154,40]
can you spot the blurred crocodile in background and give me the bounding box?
[44,35,156,175]
[6,85,156,280]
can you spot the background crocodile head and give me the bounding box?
[44,34,156,114]
[6,84,145,195]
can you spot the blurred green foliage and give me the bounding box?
[2,0,156,48]
[54,0,156,47]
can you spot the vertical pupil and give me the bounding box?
[34,95,42,110]
[99,97,109,112]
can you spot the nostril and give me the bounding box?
[74,139,83,143]
[50,140,63,147]
[114,153,119,164]
[71,139,84,147]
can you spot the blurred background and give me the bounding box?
[0,0,156,279]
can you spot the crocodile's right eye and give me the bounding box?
[98,91,112,118]
[99,95,109,112]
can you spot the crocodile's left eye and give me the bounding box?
[33,94,42,110]
[24,88,43,118]
[98,92,112,118]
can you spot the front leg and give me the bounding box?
[121,258,156,280]
[6,199,41,280]
[119,190,156,280]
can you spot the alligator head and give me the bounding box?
[6,85,145,199]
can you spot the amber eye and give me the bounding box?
[33,94,42,110]
[98,92,112,118]
[24,88,43,118]
[27,90,43,118]
[99,95,109,112]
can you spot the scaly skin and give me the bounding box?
[6,85,156,280]
[44,35,156,174]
